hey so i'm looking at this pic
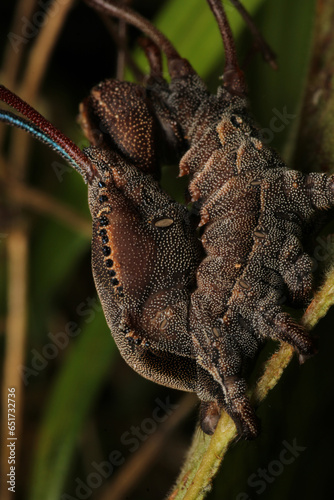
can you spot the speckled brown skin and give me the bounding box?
[0,83,210,429]
[142,68,334,438]
[79,1,334,438]
[85,146,204,394]
[79,70,333,439]
[79,80,162,177]
[127,70,334,438]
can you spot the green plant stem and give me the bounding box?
[293,0,334,174]
[169,267,334,500]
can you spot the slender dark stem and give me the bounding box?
[84,0,180,61]
[138,38,163,80]
[206,0,247,95]
[229,0,277,69]
[84,0,195,78]
[100,14,145,82]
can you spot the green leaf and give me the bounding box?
[127,0,269,80]
[28,312,115,500]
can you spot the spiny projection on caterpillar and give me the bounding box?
[1,0,333,439]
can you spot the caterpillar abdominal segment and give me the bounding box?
[81,0,332,438]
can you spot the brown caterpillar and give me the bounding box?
[79,0,334,438]
[0,0,333,441]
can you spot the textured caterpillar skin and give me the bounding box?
[79,80,163,176]
[79,33,334,437]
[141,70,334,437]
[0,82,208,429]
[85,145,204,392]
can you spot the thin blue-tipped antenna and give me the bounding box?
[0,85,99,183]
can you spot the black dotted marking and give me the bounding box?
[111,278,119,286]
[99,216,109,226]
[101,235,109,245]
[98,181,106,188]
[103,246,111,256]
[99,229,107,236]
[99,195,108,203]
[108,269,116,276]
[106,259,113,268]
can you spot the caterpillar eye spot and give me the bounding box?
[239,280,251,290]
[153,217,174,228]
[254,230,266,239]
[212,326,220,338]
[250,178,262,186]
[160,318,168,330]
